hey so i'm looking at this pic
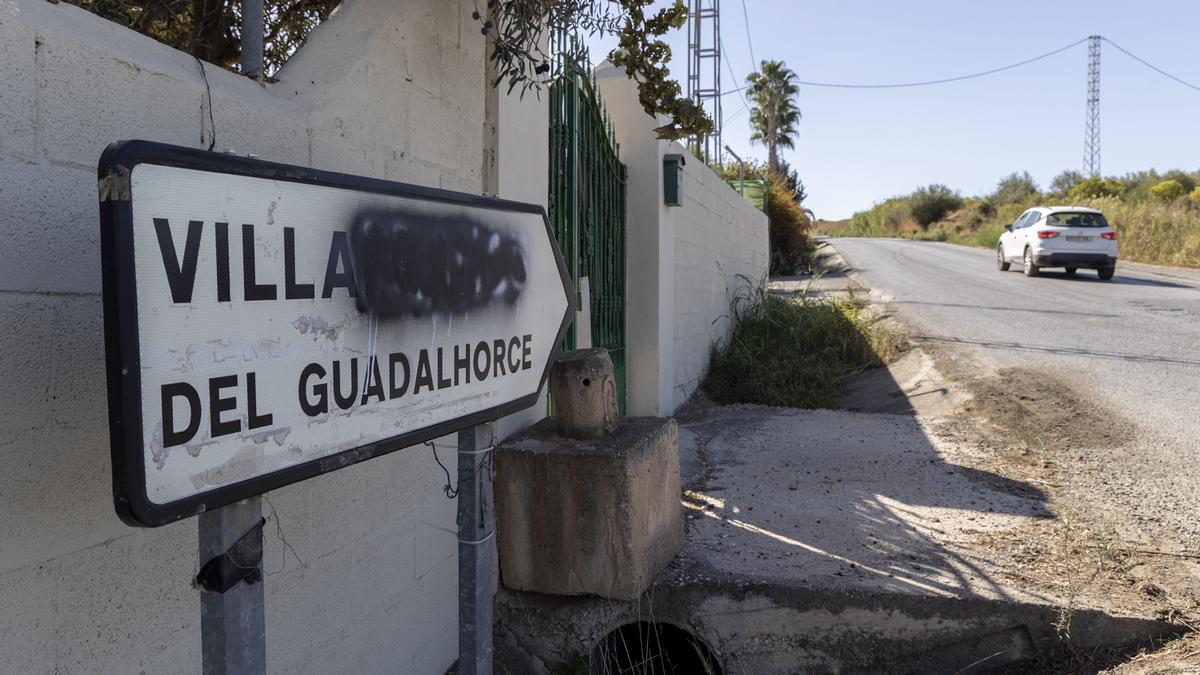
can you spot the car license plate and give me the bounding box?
[1066,235,1092,242]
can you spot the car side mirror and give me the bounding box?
[1004,223,1013,232]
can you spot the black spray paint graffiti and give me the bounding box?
[347,209,527,318]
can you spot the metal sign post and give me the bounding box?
[457,422,496,674]
[197,497,266,675]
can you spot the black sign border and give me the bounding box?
[99,140,576,528]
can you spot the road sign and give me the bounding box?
[99,141,574,527]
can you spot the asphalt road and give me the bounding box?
[828,237,1200,545]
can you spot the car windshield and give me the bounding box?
[1047,212,1109,229]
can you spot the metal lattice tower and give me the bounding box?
[1084,35,1101,177]
[686,0,722,165]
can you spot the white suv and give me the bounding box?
[997,206,1118,280]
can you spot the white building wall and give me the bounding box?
[0,1,545,672]
[595,65,675,416]
[596,63,768,416]
[671,160,770,409]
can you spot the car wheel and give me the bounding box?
[1065,267,1077,275]
[1023,248,1040,277]
[1098,266,1115,281]
[997,244,1010,271]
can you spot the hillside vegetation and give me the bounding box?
[832,169,1200,268]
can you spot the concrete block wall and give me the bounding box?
[671,160,770,409]
[595,62,768,417]
[0,0,546,672]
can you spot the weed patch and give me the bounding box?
[704,284,900,408]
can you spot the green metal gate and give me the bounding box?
[549,34,628,412]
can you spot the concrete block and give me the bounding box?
[0,561,57,673]
[495,416,682,600]
[36,35,197,168]
[0,8,37,165]
[263,452,391,562]
[0,296,57,433]
[0,424,129,576]
[51,525,199,674]
[413,522,455,585]
[46,295,108,428]
[205,85,310,166]
[266,545,361,674]
[0,162,102,294]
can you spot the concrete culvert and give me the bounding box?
[591,621,722,675]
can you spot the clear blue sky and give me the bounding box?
[586,1,1200,220]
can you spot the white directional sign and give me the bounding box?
[98,141,574,526]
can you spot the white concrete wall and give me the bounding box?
[0,1,545,672]
[595,65,675,416]
[671,156,770,409]
[595,63,768,416]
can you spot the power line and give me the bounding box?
[739,0,756,69]
[1102,37,1200,93]
[793,37,1089,89]
[718,34,752,111]
[726,102,749,124]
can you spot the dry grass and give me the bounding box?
[1104,631,1200,674]
[704,281,902,409]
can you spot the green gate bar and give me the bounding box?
[548,31,627,413]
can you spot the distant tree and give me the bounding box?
[1049,169,1085,196]
[1068,176,1124,201]
[992,171,1039,205]
[747,60,801,175]
[1190,186,1200,207]
[909,184,963,227]
[1149,179,1187,202]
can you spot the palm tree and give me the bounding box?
[747,60,801,175]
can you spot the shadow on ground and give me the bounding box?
[672,401,1052,605]
[492,260,1180,673]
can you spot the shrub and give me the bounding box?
[1191,186,1200,207]
[765,173,811,275]
[973,224,1006,249]
[963,198,997,229]
[1068,177,1124,200]
[993,202,1027,229]
[909,184,963,227]
[835,197,912,237]
[1050,169,1085,197]
[1149,179,1187,202]
[972,198,997,218]
[1162,169,1197,195]
[992,171,1039,205]
[1118,170,1161,202]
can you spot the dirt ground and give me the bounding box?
[761,246,1200,671]
[931,359,1200,672]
